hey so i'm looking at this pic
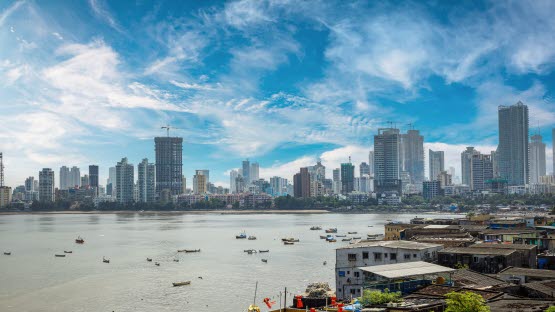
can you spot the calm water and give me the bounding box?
[0,212,458,311]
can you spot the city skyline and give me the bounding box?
[1,0,555,187]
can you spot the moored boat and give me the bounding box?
[348,231,358,234]
[325,228,337,233]
[281,238,299,242]
[173,259,179,262]
[258,250,269,253]
[155,262,160,266]
[310,226,322,230]
[261,259,268,263]
[236,232,247,239]
[172,281,191,287]
[103,257,110,263]
[55,254,66,257]
[146,258,152,262]
[64,250,72,254]
[353,236,362,239]
[75,236,85,244]
[342,238,352,241]
[184,249,200,253]
[248,236,257,240]
[283,241,294,245]
[320,235,327,239]
[336,234,346,237]
[3,252,11,255]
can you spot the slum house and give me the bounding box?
[384,223,420,240]
[451,268,508,289]
[477,229,538,243]
[403,225,465,240]
[498,267,555,284]
[470,243,537,268]
[410,234,476,247]
[438,247,521,273]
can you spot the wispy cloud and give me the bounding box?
[0,0,24,27]
[88,0,124,33]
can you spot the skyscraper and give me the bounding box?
[360,162,370,177]
[39,168,55,202]
[374,128,402,194]
[70,166,80,188]
[107,166,116,196]
[242,160,250,184]
[332,168,341,194]
[498,102,529,185]
[400,129,425,188]
[194,170,209,193]
[529,133,546,184]
[470,153,494,191]
[116,158,134,204]
[155,137,183,196]
[230,170,238,194]
[59,166,70,190]
[553,128,555,174]
[138,158,156,203]
[293,167,311,198]
[250,162,259,182]
[368,151,374,176]
[89,165,99,189]
[340,162,355,195]
[461,147,479,186]
[429,149,444,181]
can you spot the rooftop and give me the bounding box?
[498,267,555,279]
[487,298,555,311]
[521,280,555,297]
[470,243,537,250]
[452,269,507,289]
[358,261,455,279]
[412,285,504,300]
[337,240,442,250]
[439,247,516,256]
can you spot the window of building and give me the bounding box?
[350,289,356,294]
[473,257,478,263]
[347,271,350,274]
[384,253,388,258]
[363,252,369,259]
[374,252,382,261]
[413,254,417,258]
[404,254,411,260]
[354,271,360,278]
[348,253,357,261]
[390,253,397,260]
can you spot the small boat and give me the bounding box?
[326,235,335,241]
[261,259,268,263]
[353,236,362,239]
[281,238,299,242]
[319,235,327,239]
[283,241,294,245]
[64,251,72,254]
[336,234,346,237]
[172,281,191,287]
[342,238,352,242]
[348,231,358,234]
[327,239,337,243]
[258,250,269,253]
[146,258,152,262]
[248,304,261,312]
[325,228,337,233]
[75,236,85,244]
[248,236,257,240]
[236,232,247,239]
[323,261,327,265]
[310,226,322,230]
[173,259,179,262]
[184,249,201,253]
[155,262,160,266]
[245,249,257,254]
[4,252,11,255]
[102,257,110,263]
[55,254,66,257]
[368,225,374,227]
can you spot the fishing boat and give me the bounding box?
[368,225,374,227]
[173,259,179,262]
[155,262,160,266]
[184,249,200,253]
[327,239,337,242]
[75,236,85,244]
[102,257,110,263]
[336,234,346,237]
[348,231,358,234]
[281,238,299,242]
[248,236,257,240]
[55,254,66,257]
[261,259,268,263]
[236,232,247,239]
[172,281,191,287]
[353,236,362,239]
[258,250,269,253]
[64,251,72,254]
[367,234,384,240]
[325,228,337,233]
[342,238,352,242]
[326,235,335,241]
[310,226,322,230]
[320,235,327,239]
[323,261,327,265]
[283,241,294,245]
[146,258,152,262]
[3,252,11,255]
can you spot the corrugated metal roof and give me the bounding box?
[336,240,442,250]
[358,261,455,278]
[498,267,555,278]
[471,243,536,250]
[439,247,516,256]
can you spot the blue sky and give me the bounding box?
[1,0,554,187]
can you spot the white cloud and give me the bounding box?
[0,0,24,27]
[88,0,124,33]
[52,32,63,40]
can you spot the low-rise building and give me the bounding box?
[335,240,443,300]
[384,223,420,240]
[438,247,522,273]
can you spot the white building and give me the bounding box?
[529,133,546,184]
[138,158,156,203]
[115,158,134,204]
[335,241,443,300]
[39,168,55,202]
[230,170,238,194]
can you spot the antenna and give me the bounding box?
[0,152,4,187]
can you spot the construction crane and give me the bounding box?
[161,124,180,137]
[407,123,414,130]
[0,152,4,187]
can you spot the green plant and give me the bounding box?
[358,289,402,306]
[545,306,555,312]
[445,291,490,312]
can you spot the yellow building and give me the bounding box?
[0,186,12,208]
[384,223,419,240]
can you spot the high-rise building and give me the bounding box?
[400,129,425,188]
[250,162,259,182]
[138,158,156,203]
[230,170,238,193]
[529,133,546,184]
[437,171,452,188]
[429,150,444,181]
[70,166,80,188]
[193,173,207,194]
[59,166,70,190]
[368,151,374,176]
[354,175,372,193]
[25,177,34,192]
[107,166,116,196]
[116,158,134,204]
[38,168,55,202]
[332,168,341,194]
[553,128,555,174]
[423,181,441,200]
[293,167,311,198]
[498,102,529,185]
[374,128,402,195]
[470,153,494,191]
[81,175,89,187]
[340,162,355,195]
[89,165,99,189]
[0,153,10,208]
[155,137,183,196]
[242,160,251,184]
[270,176,287,197]
[360,162,370,177]
[461,147,479,186]
[308,161,326,197]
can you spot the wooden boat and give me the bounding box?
[155,262,160,266]
[146,258,152,262]
[336,234,347,237]
[244,249,256,253]
[323,261,327,265]
[184,249,200,253]
[320,235,327,239]
[283,241,294,245]
[258,250,269,253]
[55,254,66,257]
[281,238,299,242]
[236,232,247,239]
[4,252,11,255]
[353,236,362,239]
[310,226,322,230]
[75,236,85,244]
[325,228,337,233]
[102,257,110,263]
[172,281,191,287]
[64,251,72,254]
[248,236,257,240]
[348,231,358,234]
[173,259,179,262]
[261,259,268,263]
[342,238,352,241]
[327,239,337,243]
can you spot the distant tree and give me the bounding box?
[445,291,490,312]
